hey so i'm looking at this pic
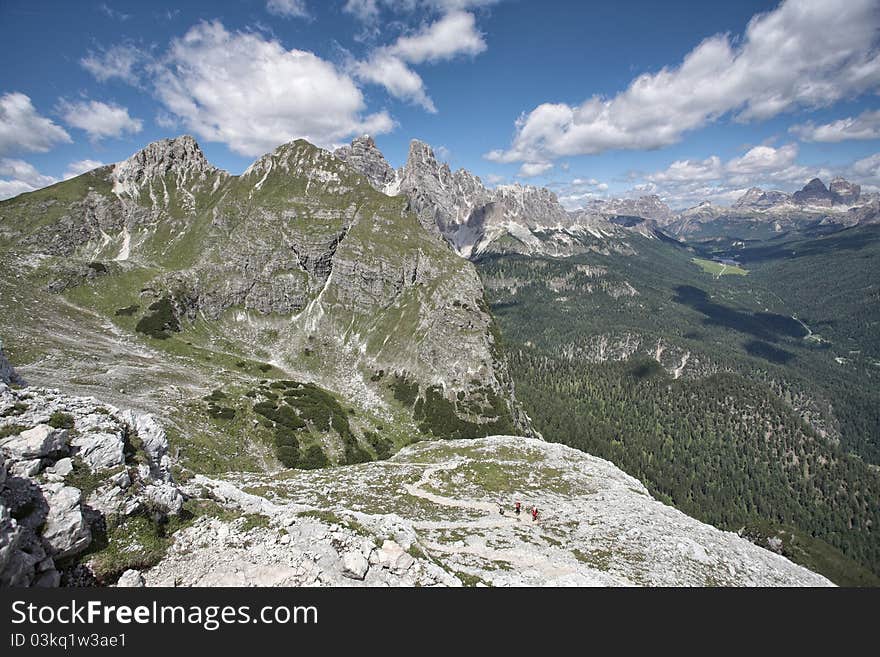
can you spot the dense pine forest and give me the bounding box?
[479,225,880,585]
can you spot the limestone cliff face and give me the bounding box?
[335,137,627,259]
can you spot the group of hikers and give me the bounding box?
[497,500,539,521]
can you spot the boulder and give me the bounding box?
[376,540,414,574]
[44,457,73,479]
[10,459,42,477]
[71,431,125,471]
[0,425,69,461]
[142,482,185,515]
[341,551,370,580]
[38,483,91,560]
[116,569,145,587]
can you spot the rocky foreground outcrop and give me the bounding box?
[0,340,831,587]
[144,437,831,587]
[0,348,184,586]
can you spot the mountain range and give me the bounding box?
[1,133,878,587]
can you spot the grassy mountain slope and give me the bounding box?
[0,136,524,476]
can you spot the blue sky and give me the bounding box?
[1,0,879,207]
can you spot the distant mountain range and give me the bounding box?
[334,136,880,255]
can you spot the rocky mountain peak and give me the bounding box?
[733,187,792,210]
[734,187,765,207]
[111,135,224,200]
[830,177,861,205]
[793,178,834,207]
[585,195,674,224]
[333,135,397,192]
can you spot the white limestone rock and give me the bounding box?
[0,425,69,461]
[38,483,91,560]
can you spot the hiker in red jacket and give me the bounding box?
[514,501,522,516]
[531,507,539,522]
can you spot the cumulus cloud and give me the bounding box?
[388,10,486,63]
[153,21,393,156]
[790,109,880,142]
[353,52,437,112]
[570,177,608,190]
[63,159,104,179]
[0,92,71,157]
[353,11,486,111]
[59,99,143,141]
[81,44,147,84]
[850,153,880,191]
[517,161,553,178]
[266,0,309,18]
[487,0,880,164]
[0,158,57,200]
[637,143,841,207]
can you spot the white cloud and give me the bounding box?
[343,0,381,23]
[343,0,499,23]
[570,177,608,190]
[517,161,553,178]
[852,153,880,179]
[647,156,723,183]
[726,143,798,176]
[388,10,486,63]
[487,0,880,163]
[81,44,146,84]
[485,173,504,185]
[59,99,143,141]
[0,158,57,200]
[790,109,880,142]
[153,21,394,156]
[353,53,436,112]
[637,143,838,207]
[0,92,71,157]
[266,0,309,18]
[63,159,104,180]
[353,11,486,111]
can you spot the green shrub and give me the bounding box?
[0,424,26,439]
[207,404,236,420]
[135,298,180,339]
[299,444,329,470]
[204,389,227,402]
[276,445,301,468]
[390,375,419,407]
[64,458,104,496]
[48,411,75,429]
[364,430,392,460]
